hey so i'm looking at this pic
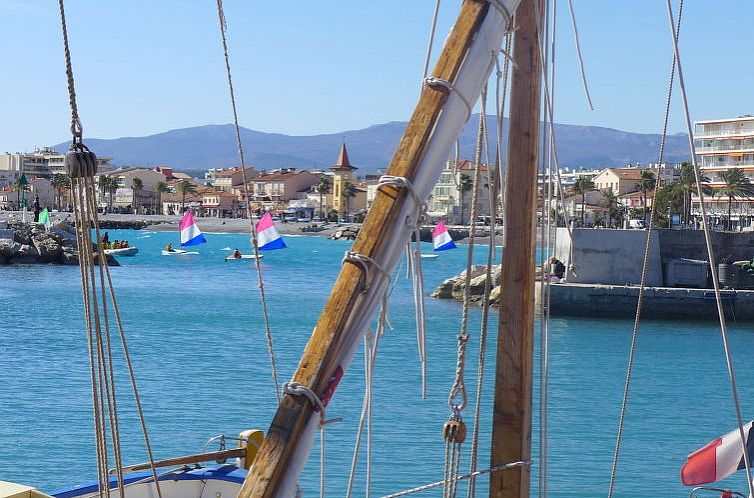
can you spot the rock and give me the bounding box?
[430,277,456,299]
[32,234,62,263]
[12,244,40,264]
[488,285,502,306]
[431,265,504,306]
[0,239,20,263]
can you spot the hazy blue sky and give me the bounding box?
[1,0,752,153]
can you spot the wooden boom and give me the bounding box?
[238,1,514,496]
[490,1,543,497]
[111,448,246,474]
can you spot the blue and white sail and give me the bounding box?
[256,212,286,250]
[433,220,456,251]
[180,211,207,247]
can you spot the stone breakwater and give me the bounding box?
[0,221,118,266]
[430,265,503,306]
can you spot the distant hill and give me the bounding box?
[54,116,690,174]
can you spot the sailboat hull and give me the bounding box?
[50,465,245,498]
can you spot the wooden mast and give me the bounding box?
[489,0,543,497]
[239,2,495,497]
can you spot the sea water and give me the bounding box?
[1,229,753,497]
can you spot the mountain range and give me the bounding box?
[55,115,690,175]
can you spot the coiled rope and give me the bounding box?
[215,0,281,402]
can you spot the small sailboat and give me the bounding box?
[256,212,286,251]
[161,211,206,255]
[423,220,456,257]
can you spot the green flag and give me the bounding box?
[38,208,49,226]
[17,173,27,186]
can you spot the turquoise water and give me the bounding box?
[1,229,753,497]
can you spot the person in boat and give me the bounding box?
[112,239,120,249]
[165,242,175,252]
[102,232,109,245]
[120,240,128,248]
[232,248,241,259]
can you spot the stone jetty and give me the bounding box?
[0,220,118,266]
[431,265,503,306]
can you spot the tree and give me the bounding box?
[317,176,331,220]
[719,168,754,231]
[457,173,473,225]
[156,181,170,215]
[98,175,118,213]
[652,182,685,228]
[678,161,711,224]
[131,177,143,214]
[51,173,70,211]
[635,170,656,222]
[600,189,621,228]
[572,177,595,227]
[342,181,357,219]
[178,180,196,212]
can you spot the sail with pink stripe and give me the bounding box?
[433,220,456,251]
[256,212,286,250]
[179,211,206,247]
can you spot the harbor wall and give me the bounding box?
[539,282,753,321]
[554,228,663,286]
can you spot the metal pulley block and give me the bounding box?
[443,419,466,444]
[64,148,98,178]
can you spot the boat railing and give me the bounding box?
[689,485,747,498]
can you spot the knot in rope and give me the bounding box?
[343,251,390,293]
[377,175,422,207]
[448,333,470,413]
[423,77,473,122]
[283,382,340,429]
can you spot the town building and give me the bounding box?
[0,147,112,181]
[592,167,652,196]
[427,160,492,224]
[694,116,754,228]
[241,168,320,209]
[329,143,358,215]
[207,166,257,192]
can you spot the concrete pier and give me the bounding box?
[539,282,754,321]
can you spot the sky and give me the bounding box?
[1,0,753,153]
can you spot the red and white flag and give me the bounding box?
[681,421,754,486]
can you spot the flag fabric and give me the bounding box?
[256,212,286,250]
[433,221,456,251]
[17,173,27,186]
[38,208,50,227]
[179,210,206,247]
[681,420,754,486]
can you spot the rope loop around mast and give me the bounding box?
[342,251,390,294]
[485,0,513,33]
[423,77,473,122]
[282,382,340,428]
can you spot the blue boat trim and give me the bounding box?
[49,464,247,498]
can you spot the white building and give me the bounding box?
[427,160,492,224]
[694,116,754,228]
[0,147,113,179]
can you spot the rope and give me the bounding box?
[377,174,429,398]
[662,2,754,497]
[57,4,163,496]
[465,85,496,498]
[380,461,531,498]
[606,2,682,496]
[215,0,281,403]
[565,0,594,110]
[424,77,474,122]
[421,0,442,82]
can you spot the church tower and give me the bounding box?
[330,141,358,215]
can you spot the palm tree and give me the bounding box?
[51,173,70,211]
[457,173,473,225]
[98,175,118,213]
[600,189,620,228]
[342,181,358,220]
[678,161,711,224]
[572,177,594,227]
[718,168,754,231]
[317,176,331,220]
[635,170,656,222]
[131,177,143,214]
[178,180,196,213]
[156,181,170,215]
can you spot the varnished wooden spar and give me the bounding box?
[490,1,543,497]
[239,2,493,497]
[110,448,246,474]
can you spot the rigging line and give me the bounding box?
[606,2,682,496]
[466,84,496,498]
[215,0,281,402]
[538,1,552,497]
[57,0,82,141]
[422,0,442,82]
[663,1,754,496]
[542,2,557,497]
[565,0,593,110]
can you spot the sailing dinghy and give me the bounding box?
[421,220,457,258]
[161,211,206,256]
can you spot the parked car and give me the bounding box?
[284,214,297,222]
[628,219,647,229]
